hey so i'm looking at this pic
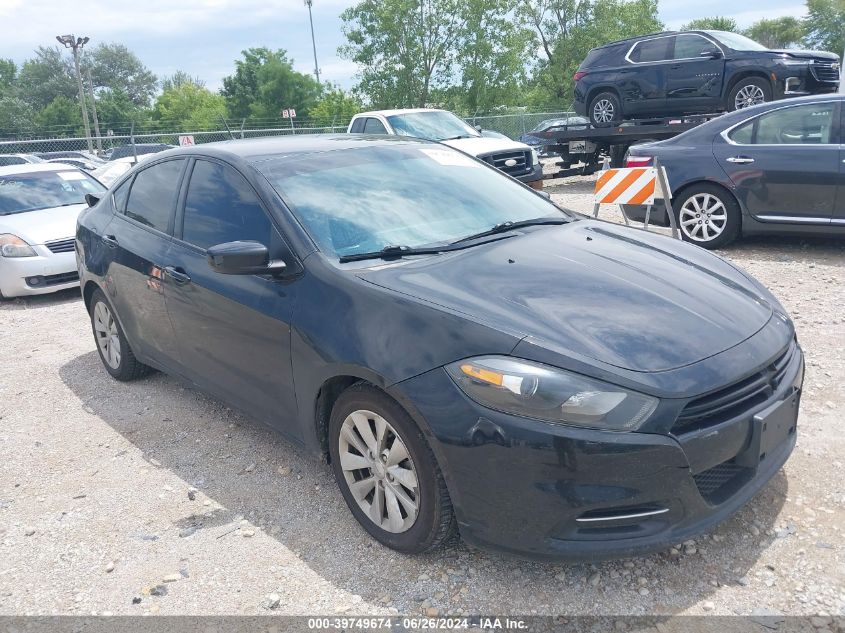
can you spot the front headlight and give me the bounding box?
[0,234,37,258]
[780,59,810,66]
[530,149,540,166]
[446,356,658,431]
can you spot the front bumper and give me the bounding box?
[774,64,840,98]
[0,247,79,298]
[514,162,544,187]
[393,344,803,560]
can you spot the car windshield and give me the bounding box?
[261,143,570,259]
[706,31,768,51]
[0,170,106,215]
[386,111,480,141]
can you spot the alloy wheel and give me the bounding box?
[593,99,615,124]
[338,409,419,533]
[679,193,728,243]
[734,85,765,109]
[93,301,121,369]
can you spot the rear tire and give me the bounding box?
[589,92,622,128]
[89,288,152,381]
[727,78,772,112]
[675,183,741,249]
[328,384,456,554]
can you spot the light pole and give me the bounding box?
[305,0,320,84]
[86,67,103,154]
[56,34,93,152]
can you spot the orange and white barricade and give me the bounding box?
[592,159,679,239]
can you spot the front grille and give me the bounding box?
[811,61,840,83]
[26,271,79,288]
[482,150,531,177]
[674,343,795,433]
[693,460,752,504]
[45,238,75,254]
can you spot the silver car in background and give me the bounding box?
[0,164,106,298]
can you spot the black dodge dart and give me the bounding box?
[76,135,803,559]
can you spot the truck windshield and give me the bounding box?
[386,111,480,141]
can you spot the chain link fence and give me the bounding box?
[0,111,577,157]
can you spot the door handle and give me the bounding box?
[163,266,191,284]
[726,156,755,164]
[101,234,118,248]
[670,64,682,69]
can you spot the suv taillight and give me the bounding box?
[625,155,653,168]
[573,71,588,82]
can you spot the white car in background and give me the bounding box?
[91,154,153,187]
[347,109,545,189]
[0,163,106,298]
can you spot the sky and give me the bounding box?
[0,0,808,93]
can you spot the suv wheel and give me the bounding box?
[589,92,622,127]
[328,384,456,553]
[89,288,152,381]
[728,78,772,111]
[676,184,741,249]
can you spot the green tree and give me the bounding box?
[0,59,16,96]
[804,0,845,54]
[152,82,227,130]
[222,47,321,119]
[86,43,157,107]
[35,95,82,134]
[161,70,205,92]
[744,17,805,48]
[96,87,148,133]
[0,96,35,134]
[518,0,662,108]
[308,85,363,120]
[680,16,739,32]
[16,46,77,110]
[340,0,464,108]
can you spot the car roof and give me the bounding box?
[353,108,444,118]
[0,163,84,176]
[159,133,433,163]
[593,31,681,50]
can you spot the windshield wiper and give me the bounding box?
[451,217,570,245]
[339,244,447,263]
[441,134,474,141]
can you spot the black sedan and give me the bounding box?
[76,135,802,559]
[626,94,845,249]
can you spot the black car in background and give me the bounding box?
[519,115,590,157]
[625,94,845,248]
[76,135,801,559]
[574,30,840,126]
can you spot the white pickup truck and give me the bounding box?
[347,108,544,189]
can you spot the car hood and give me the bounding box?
[440,136,531,157]
[773,49,839,61]
[357,221,773,373]
[0,203,86,245]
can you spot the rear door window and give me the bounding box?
[349,118,366,133]
[124,159,185,233]
[629,37,673,63]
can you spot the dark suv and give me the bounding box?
[573,30,840,126]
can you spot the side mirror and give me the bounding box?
[474,124,482,132]
[700,49,723,60]
[207,241,286,276]
[85,193,101,207]
[537,190,551,200]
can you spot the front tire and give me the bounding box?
[589,91,622,127]
[727,78,772,111]
[328,384,456,554]
[89,288,152,381]
[675,184,741,249]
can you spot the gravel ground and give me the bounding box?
[0,171,843,618]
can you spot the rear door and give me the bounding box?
[163,158,299,429]
[713,100,839,222]
[103,159,186,370]
[666,33,725,113]
[620,36,673,116]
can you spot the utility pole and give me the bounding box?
[305,0,320,84]
[86,67,103,154]
[56,34,93,153]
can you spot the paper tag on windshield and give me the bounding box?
[418,148,480,168]
[58,171,87,180]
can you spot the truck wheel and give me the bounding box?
[727,78,772,111]
[589,92,622,127]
